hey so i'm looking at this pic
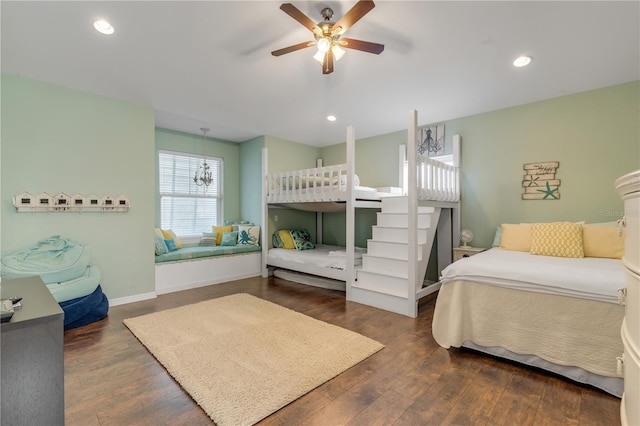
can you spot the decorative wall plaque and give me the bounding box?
[522,161,560,200]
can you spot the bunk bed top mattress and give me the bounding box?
[440,248,624,304]
[268,245,365,269]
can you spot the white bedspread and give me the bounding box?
[440,248,624,304]
[268,244,364,270]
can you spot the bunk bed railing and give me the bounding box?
[266,163,349,203]
[416,154,460,202]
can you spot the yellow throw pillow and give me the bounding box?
[583,225,624,259]
[160,229,183,249]
[277,229,296,249]
[530,222,584,258]
[499,223,532,252]
[213,225,233,245]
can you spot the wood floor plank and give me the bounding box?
[533,375,582,425]
[61,276,622,425]
[440,358,514,424]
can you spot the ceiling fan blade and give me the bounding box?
[271,41,316,56]
[322,51,334,74]
[339,37,384,54]
[331,0,375,35]
[280,3,322,35]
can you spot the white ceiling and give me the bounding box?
[2,1,638,147]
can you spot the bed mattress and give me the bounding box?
[440,248,624,303]
[268,244,365,270]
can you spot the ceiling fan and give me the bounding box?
[271,1,384,75]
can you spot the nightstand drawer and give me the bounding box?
[453,247,486,261]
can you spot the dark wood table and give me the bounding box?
[1,275,64,426]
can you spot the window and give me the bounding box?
[159,150,222,237]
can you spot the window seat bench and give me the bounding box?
[154,245,261,295]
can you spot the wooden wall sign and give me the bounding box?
[522,161,560,200]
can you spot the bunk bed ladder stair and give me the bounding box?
[353,196,440,313]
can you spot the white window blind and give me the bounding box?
[159,150,222,237]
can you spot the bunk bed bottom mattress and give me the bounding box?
[267,245,364,282]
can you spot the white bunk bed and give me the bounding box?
[261,111,460,317]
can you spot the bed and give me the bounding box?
[265,163,400,209]
[432,247,625,396]
[261,114,461,317]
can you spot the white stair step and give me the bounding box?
[355,270,409,298]
[372,226,427,244]
[376,212,432,228]
[381,196,435,214]
[361,254,408,277]
[366,240,424,261]
[349,286,411,317]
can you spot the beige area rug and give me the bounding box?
[123,293,384,426]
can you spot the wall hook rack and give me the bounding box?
[12,191,130,212]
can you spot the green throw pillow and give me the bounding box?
[155,235,168,255]
[291,229,315,250]
[165,238,178,252]
[221,231,238,246]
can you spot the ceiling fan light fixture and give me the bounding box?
[272,1,383,75]
[327,115,337,122]
[332,45,345,61]
[316,37,331,53]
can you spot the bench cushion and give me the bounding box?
[154,245,261,263]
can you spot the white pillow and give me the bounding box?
[237,225,260,246]
[199,232,217,247]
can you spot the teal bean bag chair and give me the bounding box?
[46,266,100,303]
[1,235,90,284]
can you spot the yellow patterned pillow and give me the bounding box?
[530,222,584,258]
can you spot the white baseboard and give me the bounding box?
[109,291,157,306]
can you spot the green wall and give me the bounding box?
[321,130,407,188]
[239,136,264,225]
[154,128,241,226]
[1,74,156,300]
[319,81,640,249]
[448,81,639,248]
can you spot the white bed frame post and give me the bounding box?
[435,135,461,274]
[399,145,406,195]
[316,158,323,245]
[407,110,419,317]
[261,147,269,278]
[345,126,356,298]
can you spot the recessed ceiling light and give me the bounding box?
[93,19,114,35]
[327,115,337,122]
[513,55,532,67]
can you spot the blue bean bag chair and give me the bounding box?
[59,285,109,330]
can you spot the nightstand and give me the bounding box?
[453,246,486,261]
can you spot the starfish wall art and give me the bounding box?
[521,161,561,200]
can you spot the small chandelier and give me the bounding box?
[193,127,212,187]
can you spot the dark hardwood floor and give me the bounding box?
[64,276,621,425]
